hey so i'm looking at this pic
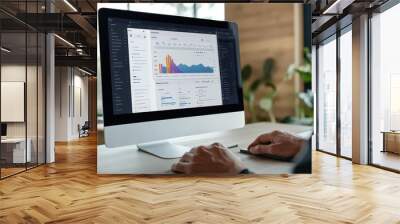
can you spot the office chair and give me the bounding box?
[79,121,90,138]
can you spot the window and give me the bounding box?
[315,24,353,159]
[339,28,352,158]
[370,3,400,171]
[317,36,337,154]
[97,3,224,20]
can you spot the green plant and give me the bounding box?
[241,58,277,123]
[286,47,312,85]
[286,47,313,122]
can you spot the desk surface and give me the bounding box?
[97,122,313,174]
[381,131,400,134]
[1,138,27,144]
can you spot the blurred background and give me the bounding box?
[0,1,312,178]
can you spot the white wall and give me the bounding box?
[55,67,69,141]
[72,73,89,138]
[55,67,89,141]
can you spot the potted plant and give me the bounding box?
[285,47,313,125]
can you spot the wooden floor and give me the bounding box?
[1,135,400,224]
[1,167,26,178]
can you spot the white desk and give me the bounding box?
[97,122,313,175]
[1,138,31,163]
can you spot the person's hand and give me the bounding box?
[171,143,246,175]
[248,131,304,158]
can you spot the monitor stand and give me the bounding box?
[137,142,190,159]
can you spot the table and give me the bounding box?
[1,138,31,164]
[381,131,400,154]
[97,122,313,174]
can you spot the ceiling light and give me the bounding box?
[323,0,354,15]
[63,0,78,12]
[54,34,75,48]
[1,47,11,53]
[78,67,93,76]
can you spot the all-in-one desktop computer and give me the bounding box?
[99,9,244,158]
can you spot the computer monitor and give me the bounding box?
[1,123,7,138]
[98,9,244,158]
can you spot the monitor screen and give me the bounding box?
[99,9,243,125]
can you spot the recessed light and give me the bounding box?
[63,0,78,12]
[322,0,354,15]
[1,47,11,53]
[78,67,92,76]
[54,34,75,48]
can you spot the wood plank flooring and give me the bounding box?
[1,135,400,223]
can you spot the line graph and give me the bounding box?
[158,54,214,74]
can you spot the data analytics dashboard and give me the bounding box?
[105,14,242,117]
[127,28,222,113]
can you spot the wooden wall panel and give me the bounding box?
[226,4,296,121]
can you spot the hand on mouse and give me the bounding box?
[247,131,304,158]
[171,143,246,175]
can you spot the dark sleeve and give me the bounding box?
[292,139,312,173]
[239,168,253,174]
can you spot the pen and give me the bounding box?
[239,148,252,155]
[227,144,238,149]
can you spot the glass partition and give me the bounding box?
[0,1,46,179]
[1,31,28,177]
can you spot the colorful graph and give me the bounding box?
[158,54,214,74]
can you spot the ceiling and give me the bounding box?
[308,0,390,43]
[1,0,393,74]
[0,0,100,74]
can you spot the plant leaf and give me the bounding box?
[262,58,275,83]
[295,68,312,83]
[298,90,314,108]
[259,97,273,111]
[286,64,297,80]
[250,79,261,92]
[303,47,311,64]
[265,82,277,92]
[241,64,252,81]
[243,90,250,102]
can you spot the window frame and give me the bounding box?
[367,0,400,173]
[314,22,353,161]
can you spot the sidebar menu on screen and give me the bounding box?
[108,18,132,115]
